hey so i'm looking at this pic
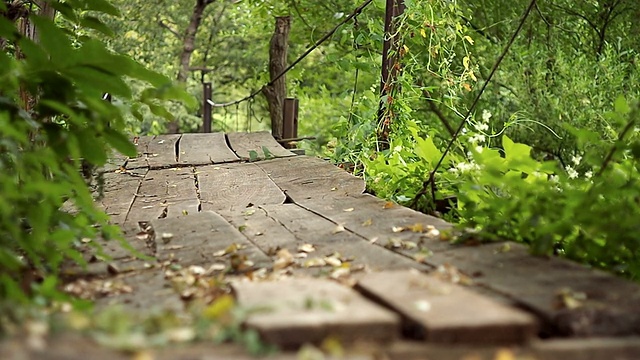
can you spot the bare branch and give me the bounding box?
[157,19,181,39]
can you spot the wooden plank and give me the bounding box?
[222,206,300,252]
[232,277,400,348]
[296,194,454,254]
[356,270,537,344]
[179,133,238,166]
[146,134,181,169]
[260,204,425,271]
[98,171,146,226]
[151,211,271,269]
[427,242,640,336]
[125,167,199,226]
[95,270,183,313]
[125,135,153,170]
[384,338,640,360]
[198,163,286,213]
[256,157,365,201]
[226,131,296,160]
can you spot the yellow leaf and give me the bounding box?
[464,35,474,45]
[469,70,477,81]
[409,223,424,233]
[203,294,235,319]
[463,83,472,91]
[420,28,427,38]
[362,218,373,226]
[383,201,394,209]
[463,56,470,70]
[343,208,354,212]
[403,45,409,54]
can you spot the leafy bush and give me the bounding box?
[0,0,193,306]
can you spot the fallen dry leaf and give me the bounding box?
[297,243,316,253]
[362,218,372,227]
[383,201,394,209]
[343,208,354,212]
[331,225,345,234]
[273,248,295,270]
[304,258,327,268]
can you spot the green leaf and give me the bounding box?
[262,146,274,159]
[79,16,114,37]
[76,128,107,165]
[614,95,630,115]
[76,0,121,16]
[248,150,258,162]
[104,128,136,157]
[502,135,531,160]
[415,136,441,164]
[31,16,73,65]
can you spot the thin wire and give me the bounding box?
[410,0,538,209]
[208,0,374,109]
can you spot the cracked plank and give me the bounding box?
[125,167,199,227]
[98,170,147,226]
[260,204,425,271]
[256,157,365,201]
[198,163,286,213]
[226,131,296,160]
[151,211,271,268]
[146,134,181,169]
[179,133,238,166]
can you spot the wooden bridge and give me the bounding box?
[5,132,640,359]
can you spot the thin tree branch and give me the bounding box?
[157,19,181,39]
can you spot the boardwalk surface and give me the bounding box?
[9,131,640,359]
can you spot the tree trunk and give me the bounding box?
[377,0,405,151]
[168,0,214,133]
[263,16,290,140]
[15,1,56,114]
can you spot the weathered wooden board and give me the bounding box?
[146,134,181,169]
[198,163,286,213]
[221,206,300,252]
[428,242,640,336]
[356,270,537,344]
[101,149,129,173]
[98,171,146,226]
[179,133,239,165]
[260,204,425,271]
[125,167,199,226]
[125,135,153,170]
[256,157,365,201]
[226,131,296,160]
[96,270,183,313]
[385,338,640,360]
[296,194,454,254]
[232,277,400,348]
[151,211,271,269]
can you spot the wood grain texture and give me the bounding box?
[233,277,400,348]
[125,135,153,170]
[179,133,238,165]
[296,194,454,254]
[125,167,199,226]
[151,211,271,268]
[260,204,425,271]
[428,242,640,336]
[198,163,286,213]
[146,134,181,169]
[356,270,537,344]
[98,171,146,226]
[226,131,296,160]
[256,156,365,201]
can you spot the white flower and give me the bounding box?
[475,145,484,153]
[549,175,559,183]
[482,109,492,122]
[393,145,403,153]
[585,170,593,179]
[468,134,486,144]
[474,122,489,132]
[455,162,480,173]
[566,165,579,179]
[571,155,582,165]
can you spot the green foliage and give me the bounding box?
[0,1,192,307]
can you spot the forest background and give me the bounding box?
[1,0,640,309]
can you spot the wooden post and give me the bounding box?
[203,82,212,133]
[283,98,299,149]
[377,0,405,150]
[263,16,291,140]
